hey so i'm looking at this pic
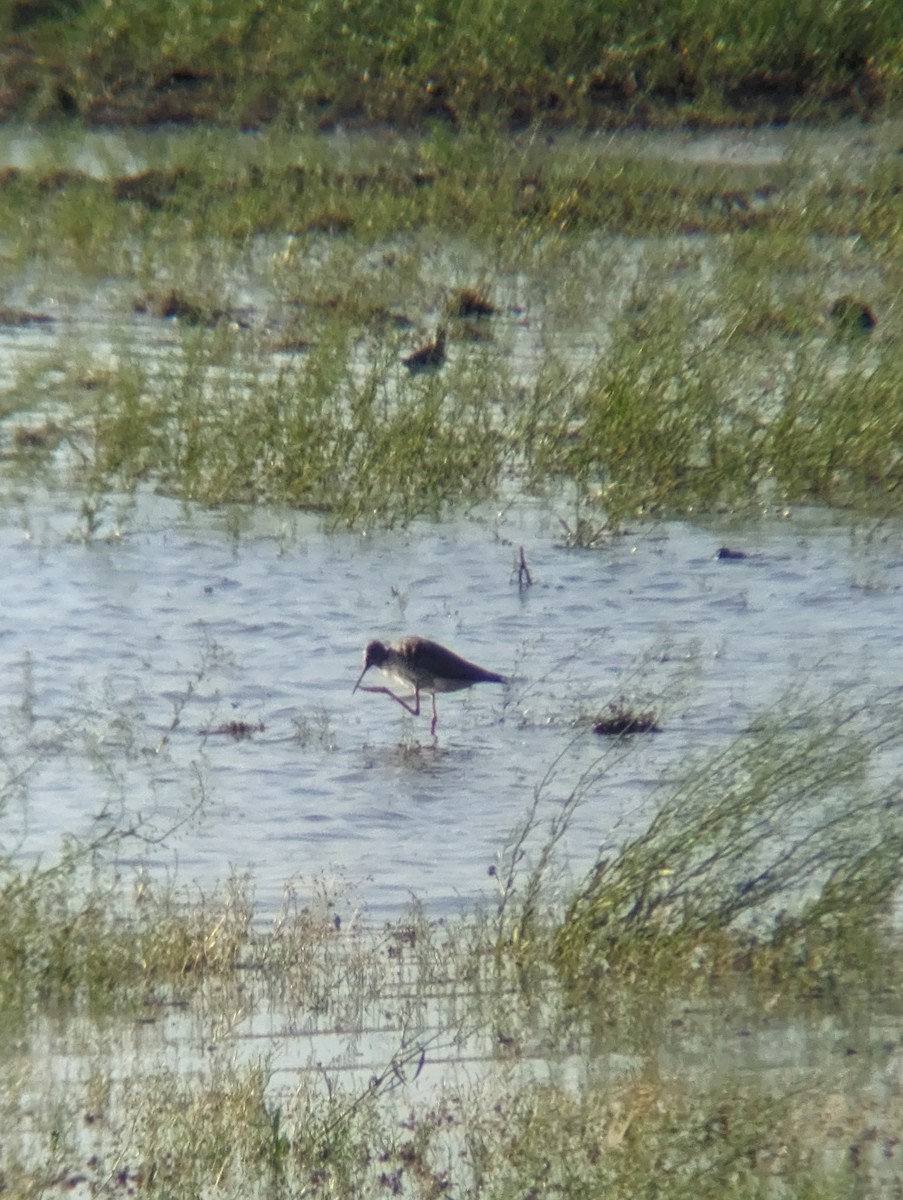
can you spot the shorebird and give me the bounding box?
[403,326,446,373]
[353,636,506,736]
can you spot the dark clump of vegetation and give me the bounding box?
[0,0,900,129]
[591,699,662,735]
[453,288,496,319]
[0,305,54,326]
[830,294,877,334]
[199,719,266,739]
[134,288,252,329]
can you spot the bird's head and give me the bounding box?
[353,640,389,692]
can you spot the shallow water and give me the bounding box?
[1,115,901,179]
[1,484,900,921]
[2,122,902,1199]
[0,119,901,923]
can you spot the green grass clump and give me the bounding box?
[77,321,506,527]
[517,280,903,529]
[467,1077,870,1200]
[761,355,903,507]
[553,691,903,998]
[17,279,902,531]
[0,857,256,1016]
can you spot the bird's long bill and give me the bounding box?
[352,663,371,694]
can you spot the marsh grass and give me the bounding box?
[0,125,900,530]
[15,298,898,533]
[3,688,903,1195]
[0,852,257,1017]
[13,1054,894,1197]
[553,689,903,999]
[519,272,903,526]
[461,1073,893,1200]
[1,140,901,262]
[10,246,901,532]
[761,352,903,507]
[77,319,508,526]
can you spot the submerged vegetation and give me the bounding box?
[3,688,903,1195]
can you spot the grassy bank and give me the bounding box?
[3,690,903,1196]
[1,0,901,129]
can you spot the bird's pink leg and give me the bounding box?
[357,685,421,718]
[430,694,439,737]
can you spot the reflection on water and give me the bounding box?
[1,487,900,921]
